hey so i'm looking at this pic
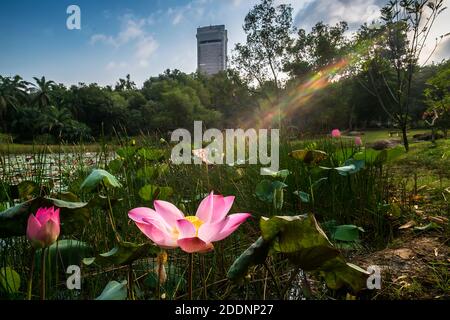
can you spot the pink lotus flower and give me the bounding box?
[331,129,341,138]
[355,137,363,146]
[27,207,60,249]
[128,192,251,253]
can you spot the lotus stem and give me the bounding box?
[27,247,36,300]
[156,254,163,300]
[40,248,46,300]
[128,264,135,300]
[103,182,121,243]
[201,255,207,299]
[188,253,194,300]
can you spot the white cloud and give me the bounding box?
[172,12,184,25]
[91,16,146,47]
[424,35,450,64]
[136,36,159,66]
[232,0,243,7]
[166,0,212,26]
[90,34,115,46]
[294,0,384,31]
[106,61,128,71]
[90,15,159,69]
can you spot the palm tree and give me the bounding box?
[0,75,30,131]
[37,106,73,135]
[0,75,29,112]
[32,76,56,109]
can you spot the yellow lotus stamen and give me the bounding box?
[184,216,204,235]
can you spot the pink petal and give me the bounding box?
[128,207,157,223]
[177,237,213,253]
[195,192,215,222]
[26,214,41,242]
[129,207,172,231]
[195,192,235,223]
[134,220,177,248]
[197,218,228,243]
[50,207,60,225]
[154,200,185,226]
[37,220,60,247]
[35,207,50,224]
[210,213,251,242]
[176,219,196,238]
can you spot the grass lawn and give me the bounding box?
[357,129,429,144]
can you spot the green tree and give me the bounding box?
[284,21,349,78]
[204,70,256,128]
[37,106,74,137]
[424,60,450,137]
[32,76,56,109]
[233,0,293,91]
[353,0,446,151]
[0,75,29,131]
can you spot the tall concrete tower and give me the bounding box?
[196,25,227,76]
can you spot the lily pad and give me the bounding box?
[80,169,122,192]
[83,241,159,266]
[260,215,340,270]
[260,168,291,179]
[289,150,328,165]
[95,280,128,300]
[255,180,287,203]
[294,191,310,203]
[35,240,93,272]
[227,237,271,282]
[319,257,370,292]
[332,225,365,242]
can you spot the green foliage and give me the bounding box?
[424,60,450,133]
[95,280,128,300]
[80,169,122,191]
[228,214,369,292]
[289,150,328,165]
[255,180,287,203]
[83,242,159,266]
[321,159,365,176]
[260,215,339,269]
[138,185,173,202]
[330,225,365,242]
[35,240,93,272]
[294,190,310,203]
[227,237,271,282]
[233,0,293,89]
[0,267,21,294]
[285,21,349,77]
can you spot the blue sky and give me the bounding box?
[0,0,448,87]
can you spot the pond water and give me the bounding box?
[0,152,115,192]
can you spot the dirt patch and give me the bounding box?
[354,235,449,299]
